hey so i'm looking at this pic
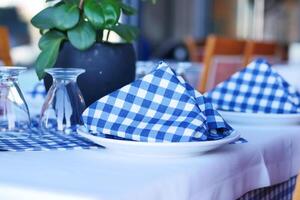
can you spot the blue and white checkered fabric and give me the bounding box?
[27,82,47,98]
[82,62,233,143]
[238,176,297,200]
[0,120,100,152]
[206,59,300,113]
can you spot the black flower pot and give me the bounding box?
[44,42,136,106]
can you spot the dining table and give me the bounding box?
[1,63,300,200]
[0,125,299,200]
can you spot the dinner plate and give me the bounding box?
[77,126,240,157]
[219,110,300,126]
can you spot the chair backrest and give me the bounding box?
[244,40,280,66]
[293,175,300,200]
[198,35,246,92]
[0,26,12,66]
[184,37,205,63]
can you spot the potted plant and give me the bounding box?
[31,0,154,106]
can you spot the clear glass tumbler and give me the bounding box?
[40,68,86,134]
[0,66,31,139]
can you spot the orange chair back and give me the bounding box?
[198,35,246,92]
[293,175,300,200]
[184,37,206,62]
[0,26,12,66]
[243,40,280,66]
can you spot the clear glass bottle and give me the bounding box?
[0,66,31,139]
[40,68,86,134]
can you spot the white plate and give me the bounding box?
[219,110,300,126]
[77,126,240,157]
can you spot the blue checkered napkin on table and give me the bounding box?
[82,61,233,143]
[0,120,101,152]
[205,59,300,113]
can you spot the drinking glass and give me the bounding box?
[40,68,86,134]
[0,66,31,139]
[136,61,202,88]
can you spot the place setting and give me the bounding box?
[78,61,241,157]
[206,59,300,126]
[0,61,242,157]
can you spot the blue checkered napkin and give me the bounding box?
[0,120,101,152]
[206,59,300,113]
[82,62,233,143]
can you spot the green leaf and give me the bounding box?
[84,0,105,29]
[96,30,104,42]
[110,23,138,42]
[31,7,55,29]
[63,0,80,4]
[35,35,64,79]
[102,0,121,27]
[38,30,66,50]
[119,3,136,15]
[52,3,80,30]
[67,20,96,50]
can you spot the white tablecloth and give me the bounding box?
[0,125,300,200]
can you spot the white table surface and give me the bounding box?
[1,125,300,200]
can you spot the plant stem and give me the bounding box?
[106,30,111,42]
[79,0,84,9]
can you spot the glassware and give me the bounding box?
[40,68,86,134]
[0,66,31,139]
[136,61,202,88]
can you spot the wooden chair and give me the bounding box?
[184,36,206,62]
[243,40,280,66]
[0,26,12,66]
[293,176,300,200]
[198,35,246,92]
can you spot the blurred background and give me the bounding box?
[1,0,300,65]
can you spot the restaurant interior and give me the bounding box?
[1,0,300,200]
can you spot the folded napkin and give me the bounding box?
[206,59,300,113]
[82,62,233,143]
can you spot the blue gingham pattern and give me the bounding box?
[0,120,100,152]
[238,176,297,200]
[27,82,47,98]
[206,59,300,113]
[82,62,233,143]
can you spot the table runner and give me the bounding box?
[0,128,101,152]
[238,176,297,200]
[0,119,101,151]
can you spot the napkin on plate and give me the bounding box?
[205,59,300,113]
[82,62,233,143]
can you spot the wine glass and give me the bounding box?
[40,68,86,134]
[0,66,31,139]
